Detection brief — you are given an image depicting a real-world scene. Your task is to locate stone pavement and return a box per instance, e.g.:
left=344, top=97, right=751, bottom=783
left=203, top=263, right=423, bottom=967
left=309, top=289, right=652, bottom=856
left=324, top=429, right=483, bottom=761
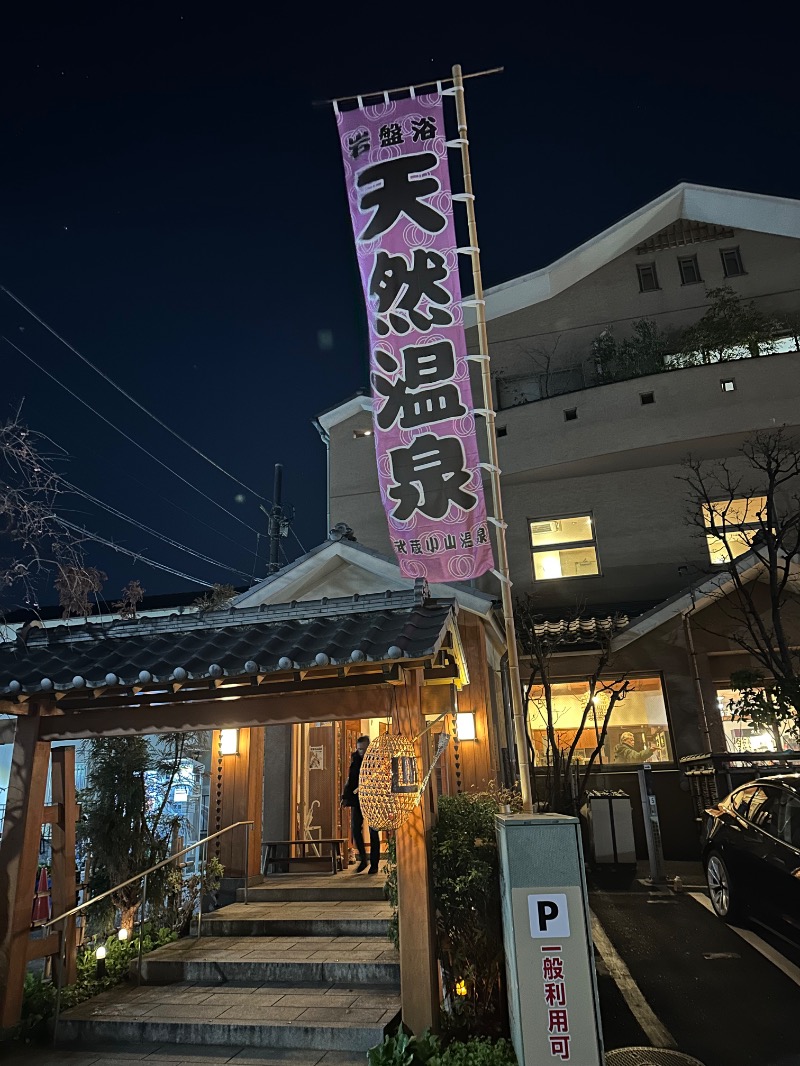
left=3, top=1044, right=368, bottom=1065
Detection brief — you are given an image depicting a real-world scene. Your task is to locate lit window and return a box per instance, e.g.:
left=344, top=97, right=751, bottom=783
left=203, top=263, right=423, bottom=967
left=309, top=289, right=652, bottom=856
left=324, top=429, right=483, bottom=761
left=716, top=687, right=796, bottom=754
left=702, top=495, right=766, bottom=564
left=530, top=515, right=599, bottom=580
left=678, top=255, right=702, bottom=285
left=720, top=247, right=745, bottom=277
left=636, top=263, right=659, bottom=293
left=353, top=428, right=373, bottom=439
left=528, top=676, right=673, bottom=765
left=720, top=379, right=736, bottom=392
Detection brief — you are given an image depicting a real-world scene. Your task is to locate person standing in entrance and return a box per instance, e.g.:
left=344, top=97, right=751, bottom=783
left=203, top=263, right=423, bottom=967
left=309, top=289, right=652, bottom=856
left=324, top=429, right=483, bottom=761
left=341, top=735, right=380, bottom=874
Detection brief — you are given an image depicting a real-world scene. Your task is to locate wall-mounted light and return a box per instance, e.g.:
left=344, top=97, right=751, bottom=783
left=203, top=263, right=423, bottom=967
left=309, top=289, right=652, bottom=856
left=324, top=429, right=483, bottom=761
left=117, top=927, right=129, bottom=942
left=220, top=728, right=240, bottom=755
left=456, top=712, right=476, bottom=741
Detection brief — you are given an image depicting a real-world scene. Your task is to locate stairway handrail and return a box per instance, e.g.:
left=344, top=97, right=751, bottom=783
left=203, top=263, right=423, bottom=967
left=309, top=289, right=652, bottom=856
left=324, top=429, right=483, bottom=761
left=44, top=820, right=254, bottom=929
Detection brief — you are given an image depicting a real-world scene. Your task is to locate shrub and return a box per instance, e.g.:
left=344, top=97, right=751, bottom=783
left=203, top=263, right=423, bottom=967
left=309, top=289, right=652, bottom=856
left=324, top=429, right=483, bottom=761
left=368, top=1031, right=517, bottom=1066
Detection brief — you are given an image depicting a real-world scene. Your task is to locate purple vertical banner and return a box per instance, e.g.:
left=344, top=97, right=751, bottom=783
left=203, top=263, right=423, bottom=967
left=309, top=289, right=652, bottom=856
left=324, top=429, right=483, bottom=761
left=337, top=93, right=494, bottom=583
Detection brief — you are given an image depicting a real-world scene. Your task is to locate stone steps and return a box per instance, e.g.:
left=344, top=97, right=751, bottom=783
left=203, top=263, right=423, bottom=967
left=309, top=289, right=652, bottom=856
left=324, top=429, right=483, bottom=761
left=57, top=981, right=399, bottom=1052
left=197, top=900, right=392, bottom=939
left=56, top=869, right=400, bottom=1055
left=239, top=878, right=387, bottom=904
left=137, top=935, right=400, bottom=987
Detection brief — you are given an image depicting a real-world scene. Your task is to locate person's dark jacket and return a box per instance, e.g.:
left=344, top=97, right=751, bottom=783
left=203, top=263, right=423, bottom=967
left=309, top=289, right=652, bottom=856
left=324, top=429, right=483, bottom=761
left=341, top=749, right=363, bottom=807
left=613, top=741, right=654, bottom=763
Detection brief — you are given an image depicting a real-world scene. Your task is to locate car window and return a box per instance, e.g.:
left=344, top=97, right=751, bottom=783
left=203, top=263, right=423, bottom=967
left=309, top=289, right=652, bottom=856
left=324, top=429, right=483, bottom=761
left=746, top=788, right=785, bottom=835
left=728, top=786, right=757, bottom=816
left=775, top=793, right=800, bottom=849
left=744, top=787, right=778, bottom=831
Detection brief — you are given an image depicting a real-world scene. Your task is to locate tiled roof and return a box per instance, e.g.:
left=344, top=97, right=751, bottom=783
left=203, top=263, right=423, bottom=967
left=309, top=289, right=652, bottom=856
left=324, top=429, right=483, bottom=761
left=0, top=584, right=454, bottom=698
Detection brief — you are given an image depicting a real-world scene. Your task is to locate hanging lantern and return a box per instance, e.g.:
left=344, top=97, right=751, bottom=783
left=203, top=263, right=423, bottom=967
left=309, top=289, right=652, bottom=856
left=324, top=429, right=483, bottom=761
left=359, top=733, right=419, bottom=830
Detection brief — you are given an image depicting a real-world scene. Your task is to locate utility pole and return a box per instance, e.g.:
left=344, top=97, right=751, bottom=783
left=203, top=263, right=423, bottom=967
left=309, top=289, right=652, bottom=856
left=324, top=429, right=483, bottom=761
left=260, top=464, right=291, bottom=575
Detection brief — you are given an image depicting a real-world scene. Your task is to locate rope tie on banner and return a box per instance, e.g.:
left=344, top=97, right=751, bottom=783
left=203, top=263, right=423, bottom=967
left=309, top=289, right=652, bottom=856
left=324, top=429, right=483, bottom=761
left=491, top=569, right=512, bottom=585
left=442, top=85, right=461, bottom=97
left=456, top=246, right=480, bottom=255
left=446, top=138, right=469, bottom=148
left=436, top=80, right=443, bottom=94
left=383, top=91, right=390, bottom=105
left=333, top=100, right=340, bottom=116
left=466, top=354, right=490, bottom=363
left=461, top=298, right=485, bottom=308
left=480, top=463, right=501, bottom=474
left=472, top=408, right=494, bottom=419
left=357, top=95, right=364, bottom=110
left=409, top=86, right=416, bottom=98
left=488, top=516, right=508, bottom=530
left=452, top=193, right=476, bottom=202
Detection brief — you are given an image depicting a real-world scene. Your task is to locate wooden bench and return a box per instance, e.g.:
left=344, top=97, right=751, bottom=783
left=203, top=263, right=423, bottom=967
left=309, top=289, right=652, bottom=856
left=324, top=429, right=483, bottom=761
left=262, top=838, right=348, bottom=876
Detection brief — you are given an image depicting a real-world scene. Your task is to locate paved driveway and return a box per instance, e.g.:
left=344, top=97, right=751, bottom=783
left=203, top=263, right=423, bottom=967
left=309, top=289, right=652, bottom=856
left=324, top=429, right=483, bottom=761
left=593, top=883, right=800, bottom=1066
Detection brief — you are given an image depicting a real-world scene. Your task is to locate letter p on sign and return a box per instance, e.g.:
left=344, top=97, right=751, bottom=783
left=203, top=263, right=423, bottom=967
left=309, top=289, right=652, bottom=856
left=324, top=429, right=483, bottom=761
left=527, top=893, right=570, bottom=938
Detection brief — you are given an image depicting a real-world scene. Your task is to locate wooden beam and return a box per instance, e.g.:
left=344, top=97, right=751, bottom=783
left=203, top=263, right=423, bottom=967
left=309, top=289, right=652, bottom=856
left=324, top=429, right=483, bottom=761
left=394, top=667, right=439, bottom=1034
left=26, top=933, right=60, bottom=962
left=42, top=804, right=62, bottom=823
left=35, top=686, right=398, bottom=740
left=51, top=746, right=78, bottom=985
left=0, top=714, right=52, bottom=1027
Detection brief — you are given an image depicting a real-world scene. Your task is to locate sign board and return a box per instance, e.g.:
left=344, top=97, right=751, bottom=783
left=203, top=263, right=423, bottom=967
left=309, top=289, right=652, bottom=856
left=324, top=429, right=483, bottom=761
left=511, top=886, right=602, bottom=1065
left=336, top=93, right=494, bottom=583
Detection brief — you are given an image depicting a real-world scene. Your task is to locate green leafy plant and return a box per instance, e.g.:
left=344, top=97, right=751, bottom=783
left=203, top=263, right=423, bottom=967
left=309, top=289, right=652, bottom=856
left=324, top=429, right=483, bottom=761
left=728, top=670, right=800, bottom=751
left=593, top=319, right=672, bottom=383
left=433, top=793, right=506, bottom=1034
left=368, top=1032, right=517, bottom=1066
left=7, top=926, right=177, bottom=1044
left=384, top=834, right=399, bottom=950
left=679, top=286, right=777, bottom=361
left=164, top=855, right=224, bottom=936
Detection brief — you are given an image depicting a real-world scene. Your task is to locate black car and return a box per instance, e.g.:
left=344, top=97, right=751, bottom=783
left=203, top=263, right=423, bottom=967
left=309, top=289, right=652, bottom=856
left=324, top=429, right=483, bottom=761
left=702, top=773, right=800, bottom=940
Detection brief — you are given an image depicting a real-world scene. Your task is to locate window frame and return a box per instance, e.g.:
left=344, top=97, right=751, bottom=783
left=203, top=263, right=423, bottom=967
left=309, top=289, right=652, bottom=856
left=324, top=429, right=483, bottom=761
left=677, top=254, right=703, bottom=286
left=720, top=246, right=745, bottom=278
left=636, top=262, right=660, bottom=293
left=702, top=494, right=767, bottom=565
left=528, top=512, right=602, bottom=582
left=526, top=671, right=676, bottom=767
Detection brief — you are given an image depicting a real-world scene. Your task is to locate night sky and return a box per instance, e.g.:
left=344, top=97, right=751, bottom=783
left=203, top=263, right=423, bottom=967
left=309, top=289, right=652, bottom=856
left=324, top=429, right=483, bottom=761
left=2, top=5, right=797, bottom=608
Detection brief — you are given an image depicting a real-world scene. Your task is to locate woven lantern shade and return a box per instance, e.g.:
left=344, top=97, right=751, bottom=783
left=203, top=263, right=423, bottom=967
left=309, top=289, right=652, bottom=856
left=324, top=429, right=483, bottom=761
left=359, top=733, right=420, bottom=831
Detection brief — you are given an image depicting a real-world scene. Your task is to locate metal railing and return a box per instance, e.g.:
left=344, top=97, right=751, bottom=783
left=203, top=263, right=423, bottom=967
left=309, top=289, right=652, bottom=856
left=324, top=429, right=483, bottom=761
left=44, top=819, right=253, bottom=1043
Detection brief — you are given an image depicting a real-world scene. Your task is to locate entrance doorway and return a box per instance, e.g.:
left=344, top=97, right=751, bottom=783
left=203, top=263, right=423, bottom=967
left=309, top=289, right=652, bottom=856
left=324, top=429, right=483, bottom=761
left=292, top=718, right=386, bottom=868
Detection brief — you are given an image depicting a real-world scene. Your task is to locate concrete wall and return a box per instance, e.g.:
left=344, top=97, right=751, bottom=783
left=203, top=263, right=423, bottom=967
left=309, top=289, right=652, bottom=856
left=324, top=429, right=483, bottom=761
left=475, top=228, right=800, bottom=381
left=328, top=353, right=800, bottom=607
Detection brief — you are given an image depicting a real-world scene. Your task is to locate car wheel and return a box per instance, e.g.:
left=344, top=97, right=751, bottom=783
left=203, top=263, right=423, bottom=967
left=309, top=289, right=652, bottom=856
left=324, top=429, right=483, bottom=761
left=705, top=851, right=742, bottom=923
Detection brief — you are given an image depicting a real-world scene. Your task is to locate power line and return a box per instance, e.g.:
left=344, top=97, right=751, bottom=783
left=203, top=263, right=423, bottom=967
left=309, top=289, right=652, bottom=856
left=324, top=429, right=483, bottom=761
left=103, top=462, right=258, bottom=558
left=1, top=285, right=270, bottom=504
left=62, top=479, right=252, bottom=581
left=56, top=518, right=214, bottom=587
left=289, top=525, right=308, bottom=556
left=3, top=336, right=262, bottom=536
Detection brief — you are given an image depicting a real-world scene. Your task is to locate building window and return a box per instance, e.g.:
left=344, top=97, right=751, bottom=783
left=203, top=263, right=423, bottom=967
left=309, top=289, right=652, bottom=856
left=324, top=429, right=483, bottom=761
left=530, top=514, right=600, bottom=580
left=702, top=495, right=766, bottom=564
left=352, top=428, right=373, bottom=439
left=640, top=391, right=655, bottom=405
left=678, top=255, right=702, bottom=285
left=528, top=676, right=673, bottom=765
left=636, top=263, right=659, bottom=293
left=563, top=407, right=578, bottom=422
left=720, top=247, right=745, bottom=277
left=716, top=687, right=797, bottom=753
left=720, top=378, right=736, bottom=392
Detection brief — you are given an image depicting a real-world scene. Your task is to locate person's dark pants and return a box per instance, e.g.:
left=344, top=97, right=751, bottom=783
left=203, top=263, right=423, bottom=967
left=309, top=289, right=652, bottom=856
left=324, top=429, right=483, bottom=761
left=351, top=803, right=380, bottom=870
